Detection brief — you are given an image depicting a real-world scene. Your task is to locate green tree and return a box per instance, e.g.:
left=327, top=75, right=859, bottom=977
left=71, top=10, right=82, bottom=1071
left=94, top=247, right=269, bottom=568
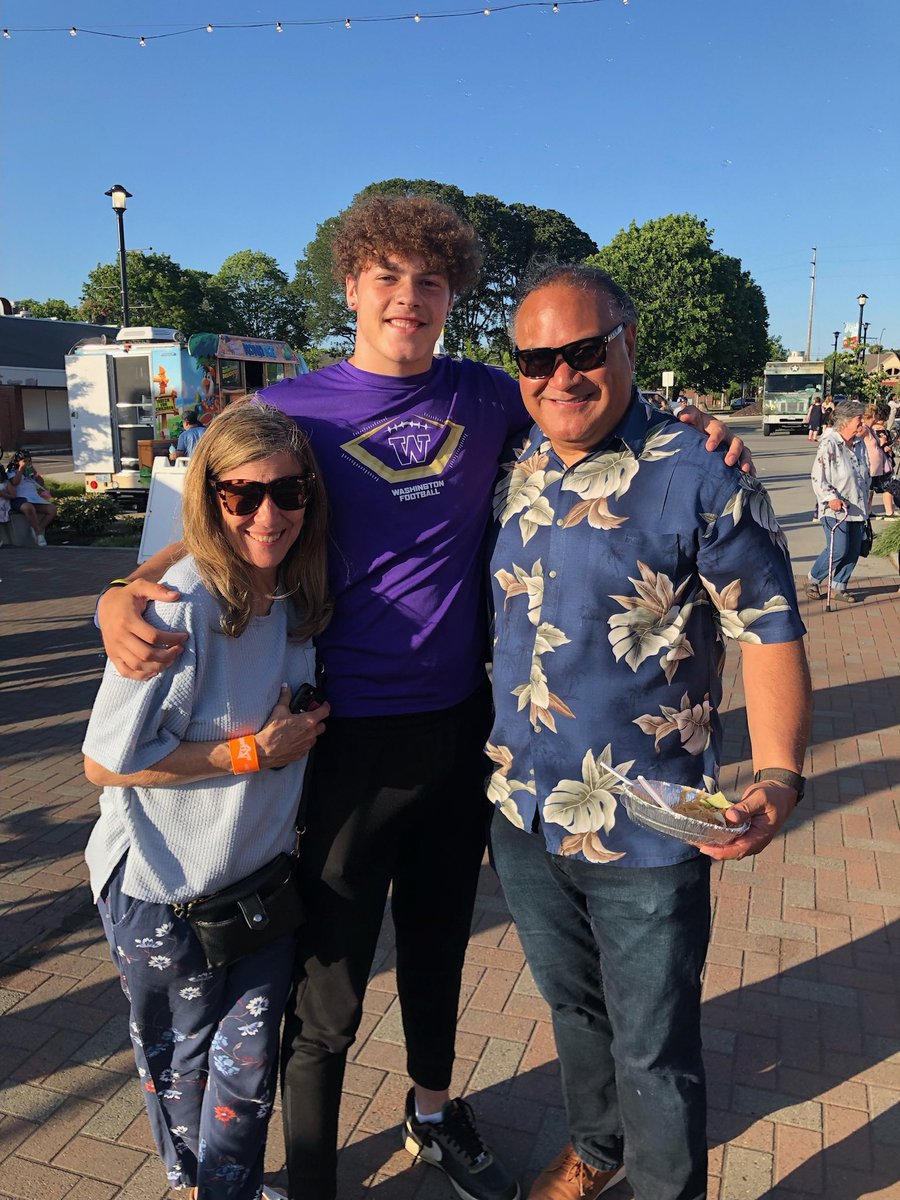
left=79, top=252, right=234, bottom=333
left=766, top=334, right=788, bottom=362
left=14, top=298, right=82, bottom=321
left=588, top=214, right=769, bottom=393
left=213, top=250, right=308, bottom=347
left=295, top=178, right=596, bottom=358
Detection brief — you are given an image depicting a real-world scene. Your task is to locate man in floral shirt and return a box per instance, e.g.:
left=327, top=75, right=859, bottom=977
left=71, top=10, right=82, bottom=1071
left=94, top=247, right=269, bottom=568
left=487, top=264, right=811, bottom=1200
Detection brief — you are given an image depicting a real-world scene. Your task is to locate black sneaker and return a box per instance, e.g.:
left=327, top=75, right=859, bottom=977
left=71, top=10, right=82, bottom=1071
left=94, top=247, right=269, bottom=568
left=402, top=1088, right=521, bottom=1200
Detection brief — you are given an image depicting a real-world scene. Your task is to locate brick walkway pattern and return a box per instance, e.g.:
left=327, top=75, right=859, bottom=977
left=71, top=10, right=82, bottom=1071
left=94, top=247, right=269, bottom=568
left=0, top=550, right=897, bottom=1200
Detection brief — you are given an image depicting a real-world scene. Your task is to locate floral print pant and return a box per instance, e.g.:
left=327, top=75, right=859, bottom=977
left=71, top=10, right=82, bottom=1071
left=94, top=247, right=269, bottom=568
left=98, top=858, right=293, bottom=1199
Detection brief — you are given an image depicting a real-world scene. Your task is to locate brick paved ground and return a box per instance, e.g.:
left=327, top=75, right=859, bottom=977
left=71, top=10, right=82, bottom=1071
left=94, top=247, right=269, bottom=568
left=1, top=548, right=897, bottom=1200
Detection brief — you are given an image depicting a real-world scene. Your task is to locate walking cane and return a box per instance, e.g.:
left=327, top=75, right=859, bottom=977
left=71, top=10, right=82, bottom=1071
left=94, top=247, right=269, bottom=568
left=824, top=508, right=848, bottom=612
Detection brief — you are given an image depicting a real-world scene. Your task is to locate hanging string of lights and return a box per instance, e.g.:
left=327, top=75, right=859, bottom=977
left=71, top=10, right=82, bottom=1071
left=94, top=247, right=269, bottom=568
left=2, top=0, right=630, bottom=44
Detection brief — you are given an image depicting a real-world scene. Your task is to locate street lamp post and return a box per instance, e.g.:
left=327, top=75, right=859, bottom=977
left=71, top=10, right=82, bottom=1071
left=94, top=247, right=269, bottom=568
left=830, top=330, right=840, bottom=397
left=104, top=184, right=133, bottom=327
left=856, top=293, right=868, bottom=361
left=862, top=321, right=870, bottom=361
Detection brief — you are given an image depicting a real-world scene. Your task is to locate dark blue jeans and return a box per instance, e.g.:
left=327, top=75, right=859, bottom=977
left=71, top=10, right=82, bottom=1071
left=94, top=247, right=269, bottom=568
left=490, top=812, right=710, bottom=1200
left=809, top=514, right=864, bottom=591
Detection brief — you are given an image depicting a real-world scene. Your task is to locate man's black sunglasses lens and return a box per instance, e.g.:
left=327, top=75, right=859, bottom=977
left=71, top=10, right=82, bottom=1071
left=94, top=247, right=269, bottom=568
left=213, top=474, right=314, bottom=516
left=514, top=324, right=625, bottom=379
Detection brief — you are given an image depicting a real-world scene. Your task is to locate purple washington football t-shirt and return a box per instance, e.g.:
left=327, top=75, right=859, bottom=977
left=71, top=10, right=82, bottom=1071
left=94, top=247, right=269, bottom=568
left=260, top=358, right=527, bottom=718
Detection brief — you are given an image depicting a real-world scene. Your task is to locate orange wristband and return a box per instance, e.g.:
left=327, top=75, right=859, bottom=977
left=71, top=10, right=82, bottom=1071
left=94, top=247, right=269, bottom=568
left=229, top=734, right=259, bottom=774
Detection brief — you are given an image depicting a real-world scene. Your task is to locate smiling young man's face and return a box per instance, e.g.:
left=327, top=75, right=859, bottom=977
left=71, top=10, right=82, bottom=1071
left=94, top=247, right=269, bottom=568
left=346, top=255, right=452, bottom=377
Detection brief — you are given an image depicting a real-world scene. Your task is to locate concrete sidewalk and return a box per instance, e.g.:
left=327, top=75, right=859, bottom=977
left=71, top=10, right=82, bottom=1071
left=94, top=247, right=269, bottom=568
left=0, top=548, right=897, bottom=1200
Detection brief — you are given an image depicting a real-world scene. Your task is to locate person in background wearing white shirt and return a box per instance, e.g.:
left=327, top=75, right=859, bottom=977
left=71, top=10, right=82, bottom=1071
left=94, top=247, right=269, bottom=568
left=807, top=401, right=871, bottom=604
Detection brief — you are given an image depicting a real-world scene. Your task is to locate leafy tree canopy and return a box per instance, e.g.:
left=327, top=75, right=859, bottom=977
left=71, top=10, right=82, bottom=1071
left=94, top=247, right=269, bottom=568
left=14, top=298, right=82, bottom=321
left=294, top=178, right=597, bottom=357
left=588, top=213, right=769, bottom=393
left=212, top=250, right=308, bottom=348
left=79, top=252, right=235, bottom=335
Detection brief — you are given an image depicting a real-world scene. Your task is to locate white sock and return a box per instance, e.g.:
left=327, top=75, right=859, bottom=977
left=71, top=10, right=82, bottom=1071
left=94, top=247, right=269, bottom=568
left=415, top=1105, right=445, bottom=1124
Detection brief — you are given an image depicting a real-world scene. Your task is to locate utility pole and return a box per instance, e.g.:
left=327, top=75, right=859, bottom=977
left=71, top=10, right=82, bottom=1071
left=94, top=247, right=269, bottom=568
left=805, top=247, right=816, bottom=361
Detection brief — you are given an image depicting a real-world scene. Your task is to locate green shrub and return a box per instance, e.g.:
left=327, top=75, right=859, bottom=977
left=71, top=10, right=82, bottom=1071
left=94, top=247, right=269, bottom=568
left=56, top=494, right=119, bottom=536
left=871, top=520, right=900, bottom=558
left=116, top=515, right=145, bottom=536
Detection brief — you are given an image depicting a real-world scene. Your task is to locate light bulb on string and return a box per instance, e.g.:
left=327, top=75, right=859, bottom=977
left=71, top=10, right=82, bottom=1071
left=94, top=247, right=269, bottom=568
left=276, top=21, right=283, bottom=32
left=69, top=26, right=77, bottom=36
left=2, top=28, right=10, bottom=38
left=414, top=12, right=421, bottom=21
left=484, top=7, right=491, bottom=14
left=345, top=17, right=351, bottom=28
left=207, top=23, right=214, bottom=33
left=552, top=2, right=559, bottom=10
left=139, top=35, right=146, bottom=46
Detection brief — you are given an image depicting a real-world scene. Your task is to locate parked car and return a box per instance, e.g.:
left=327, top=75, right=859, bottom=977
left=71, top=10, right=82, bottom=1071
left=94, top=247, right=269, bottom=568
left=730, top=396, right=755, bottom=409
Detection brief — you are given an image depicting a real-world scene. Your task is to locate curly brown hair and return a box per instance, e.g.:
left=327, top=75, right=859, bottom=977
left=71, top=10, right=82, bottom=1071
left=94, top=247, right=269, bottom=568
left=331, top=193, right=483, bottom=296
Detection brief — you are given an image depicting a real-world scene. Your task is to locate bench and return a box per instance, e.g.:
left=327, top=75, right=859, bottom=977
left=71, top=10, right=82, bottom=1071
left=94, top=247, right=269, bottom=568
left=0, top=515, right=39, bottom=548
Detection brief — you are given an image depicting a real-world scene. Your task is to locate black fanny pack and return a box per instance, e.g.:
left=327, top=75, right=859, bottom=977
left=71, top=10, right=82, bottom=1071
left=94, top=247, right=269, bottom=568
left=173, top=852, right=305, bottom=970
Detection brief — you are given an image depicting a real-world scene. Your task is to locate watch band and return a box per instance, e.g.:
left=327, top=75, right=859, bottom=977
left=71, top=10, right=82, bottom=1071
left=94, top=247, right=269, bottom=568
left=753, top=767, right=805, bottom=802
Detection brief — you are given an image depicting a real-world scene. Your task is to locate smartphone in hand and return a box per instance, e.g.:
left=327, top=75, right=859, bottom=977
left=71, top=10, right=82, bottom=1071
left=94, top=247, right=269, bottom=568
left=290, top=683, right=324, bottom=714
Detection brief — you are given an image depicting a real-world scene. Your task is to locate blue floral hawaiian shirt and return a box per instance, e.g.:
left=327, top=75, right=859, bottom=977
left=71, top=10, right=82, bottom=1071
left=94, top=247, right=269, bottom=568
left=486, top=393, right=806, bottom=868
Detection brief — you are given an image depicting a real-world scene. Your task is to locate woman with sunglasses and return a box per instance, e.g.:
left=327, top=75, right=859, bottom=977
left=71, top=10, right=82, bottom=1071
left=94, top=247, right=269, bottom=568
left=82, top=402, right=331, bottom=1200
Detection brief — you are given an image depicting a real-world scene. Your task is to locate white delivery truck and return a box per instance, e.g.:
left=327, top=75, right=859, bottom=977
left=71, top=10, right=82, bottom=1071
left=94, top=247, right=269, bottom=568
left=65, top=327, right=308, bottom=506
left=761, top=359, right=826, bottom=436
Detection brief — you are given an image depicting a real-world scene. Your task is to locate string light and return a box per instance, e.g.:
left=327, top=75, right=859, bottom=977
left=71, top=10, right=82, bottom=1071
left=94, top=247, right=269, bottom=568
left=0, top=2, right=615, bottom=47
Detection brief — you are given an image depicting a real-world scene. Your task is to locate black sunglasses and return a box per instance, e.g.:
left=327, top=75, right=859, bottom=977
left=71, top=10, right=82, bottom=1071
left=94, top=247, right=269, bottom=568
left=514, top=323, right=625, bottom=379
left=212, top=474, right=315, bottom=516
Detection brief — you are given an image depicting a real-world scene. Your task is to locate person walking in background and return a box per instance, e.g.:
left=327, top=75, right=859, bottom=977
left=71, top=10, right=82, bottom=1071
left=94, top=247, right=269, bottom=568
left=807, top=400, right=871, bottom=604
left=169, top=408, right=207, bottom=461
left=806, top=394, right=823, bottom=441
left=821, top=395, right=835, bottom=428
left=864, top=402, right=896, bottom=519
left=82, top=404, right=331, bottom=1200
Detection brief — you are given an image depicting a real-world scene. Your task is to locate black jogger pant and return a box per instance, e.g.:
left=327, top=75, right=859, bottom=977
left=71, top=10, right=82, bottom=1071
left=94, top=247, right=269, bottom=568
left=281, top=687, right=492, bottom=1200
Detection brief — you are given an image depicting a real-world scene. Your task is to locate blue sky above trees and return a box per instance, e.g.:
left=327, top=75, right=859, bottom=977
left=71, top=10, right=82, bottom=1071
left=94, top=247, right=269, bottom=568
left=1, top=0, right=897, bottom=356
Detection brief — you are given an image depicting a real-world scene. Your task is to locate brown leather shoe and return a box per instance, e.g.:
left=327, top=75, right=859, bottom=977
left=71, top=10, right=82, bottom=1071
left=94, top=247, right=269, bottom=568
left=528, top=1144, right=625, bottom=1199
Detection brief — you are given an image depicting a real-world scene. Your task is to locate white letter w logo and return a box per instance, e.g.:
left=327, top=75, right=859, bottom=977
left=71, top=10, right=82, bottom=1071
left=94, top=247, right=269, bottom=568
left=388, top=433, right=431, bottom=465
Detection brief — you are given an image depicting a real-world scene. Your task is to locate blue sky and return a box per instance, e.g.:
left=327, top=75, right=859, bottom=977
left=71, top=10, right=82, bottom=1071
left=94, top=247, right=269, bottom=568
left=2, top=0, right=897, bottom=358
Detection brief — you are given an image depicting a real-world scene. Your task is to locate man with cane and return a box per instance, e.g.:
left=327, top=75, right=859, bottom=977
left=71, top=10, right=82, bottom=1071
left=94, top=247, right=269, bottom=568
left=807, top=400, right=870, bottom=606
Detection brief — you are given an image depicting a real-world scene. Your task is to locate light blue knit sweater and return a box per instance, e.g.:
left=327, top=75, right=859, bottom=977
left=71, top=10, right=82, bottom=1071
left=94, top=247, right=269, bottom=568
left=83, top=557, right=316, bottom=904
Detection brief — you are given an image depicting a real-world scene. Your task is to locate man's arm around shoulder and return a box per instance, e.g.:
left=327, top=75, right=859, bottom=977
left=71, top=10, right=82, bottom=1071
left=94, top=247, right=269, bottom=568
left=97, top=542, right=188, bottom=680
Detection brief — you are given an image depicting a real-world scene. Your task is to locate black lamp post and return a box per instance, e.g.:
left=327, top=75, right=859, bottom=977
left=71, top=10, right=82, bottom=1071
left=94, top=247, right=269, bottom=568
left=831, top=330, right=840, bottom=397
left=856, top=293, right=868, bottom=361
left=862, top=321, right=870, bottom=362
left=105, top=184, right=133, bottom=327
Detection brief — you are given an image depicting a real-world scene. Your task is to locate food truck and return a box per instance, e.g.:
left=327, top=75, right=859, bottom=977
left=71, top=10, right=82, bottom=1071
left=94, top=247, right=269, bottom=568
left=65, top=327, right=308, bottom=504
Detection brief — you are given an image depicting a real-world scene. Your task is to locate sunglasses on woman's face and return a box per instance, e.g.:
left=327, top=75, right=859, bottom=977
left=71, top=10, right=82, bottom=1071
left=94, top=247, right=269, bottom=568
left=514, top=323, right=626, bottom=379
left=212, top=474, right=315, bottom=516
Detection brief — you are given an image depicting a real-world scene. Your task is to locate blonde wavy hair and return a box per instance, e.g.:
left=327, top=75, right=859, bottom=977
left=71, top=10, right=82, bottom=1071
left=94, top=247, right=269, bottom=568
left=181, top=402, right=332, bottom=642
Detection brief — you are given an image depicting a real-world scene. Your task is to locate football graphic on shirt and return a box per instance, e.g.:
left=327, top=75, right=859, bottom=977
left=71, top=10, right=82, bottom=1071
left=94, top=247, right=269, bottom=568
left=341, top=414, right=464, bottom=482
